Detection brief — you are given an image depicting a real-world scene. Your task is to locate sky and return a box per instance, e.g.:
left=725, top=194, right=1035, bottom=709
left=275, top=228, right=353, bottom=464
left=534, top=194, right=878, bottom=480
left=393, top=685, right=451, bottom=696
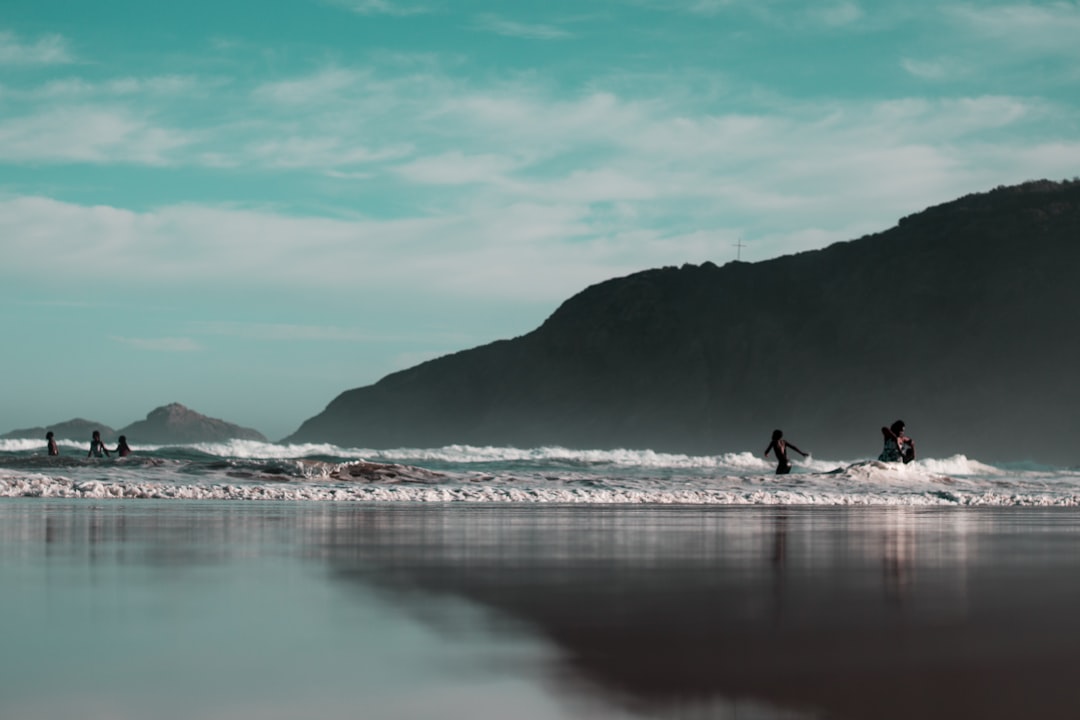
left=2, top=0, right=1079, bottom=441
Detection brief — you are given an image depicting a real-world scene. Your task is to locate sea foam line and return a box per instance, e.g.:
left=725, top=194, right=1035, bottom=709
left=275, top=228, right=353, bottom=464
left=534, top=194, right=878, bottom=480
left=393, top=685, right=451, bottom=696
left=2, top=474, right=1078, bottom=507
left=2, top=435, right=1018, bottom=477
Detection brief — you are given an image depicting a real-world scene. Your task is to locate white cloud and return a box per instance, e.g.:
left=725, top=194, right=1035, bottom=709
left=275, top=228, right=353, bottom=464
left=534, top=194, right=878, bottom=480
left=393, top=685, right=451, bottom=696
left=28, top=75, right=205, bottom=100
left=0, top=60, right=1076, bottom=301
left=247, top=136, right=410, bottom=169
left=815, top=2, right=863, bottom=26
left=0, top=30, right=74, bottom=65
left=110, top=336, right=203, bottom=352
left=438, top=90, right=645, bottom=149
left=394, top=151, right=521, bottom=185
left=528, top=168, right=659, bottom=204
left=683, top=0, right=737, bottom=16
left=328, top=0, right=430, bottom=16
left=0, top=106, right=191, bottom=165
left=252, top=67, right=367, bottom=105
left=901, top=57, right=953, bottom=80
left=0, top=195, right=617, bottom=302
left=949, top=3, right=1080, bottom=56
left=473, top=14, right=573, bottom=40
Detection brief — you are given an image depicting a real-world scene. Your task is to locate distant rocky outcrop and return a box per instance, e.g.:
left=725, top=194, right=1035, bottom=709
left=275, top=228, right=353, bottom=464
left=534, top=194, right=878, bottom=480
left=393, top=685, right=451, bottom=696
left=119, top=403, right=267, bottom=444
left=1, top=419, right=117, bottom=442
left=285, top=179, right=1080, bottom=464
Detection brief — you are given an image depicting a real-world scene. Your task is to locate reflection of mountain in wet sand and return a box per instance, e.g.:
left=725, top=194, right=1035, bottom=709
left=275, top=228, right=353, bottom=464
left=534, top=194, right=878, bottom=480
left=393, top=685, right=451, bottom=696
left=322, top=507, right=1080, bottom=720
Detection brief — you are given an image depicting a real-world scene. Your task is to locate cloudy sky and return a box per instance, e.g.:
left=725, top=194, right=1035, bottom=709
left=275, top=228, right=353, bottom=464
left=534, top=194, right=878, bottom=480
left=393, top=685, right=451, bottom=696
left=2, top=0, right=1078, bottom=440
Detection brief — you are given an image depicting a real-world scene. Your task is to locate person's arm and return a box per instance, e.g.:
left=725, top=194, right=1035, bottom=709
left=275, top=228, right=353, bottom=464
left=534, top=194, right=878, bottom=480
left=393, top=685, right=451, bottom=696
left=764, top=441, right=774, bottom=458
left=787, top=443, right=808, bottom=457
left=881, top=426, right=896, bottom=440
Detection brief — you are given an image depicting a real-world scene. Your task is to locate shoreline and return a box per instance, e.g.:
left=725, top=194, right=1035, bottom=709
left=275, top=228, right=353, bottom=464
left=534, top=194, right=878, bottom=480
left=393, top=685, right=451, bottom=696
left=4, top=476, right=1080, bottom=505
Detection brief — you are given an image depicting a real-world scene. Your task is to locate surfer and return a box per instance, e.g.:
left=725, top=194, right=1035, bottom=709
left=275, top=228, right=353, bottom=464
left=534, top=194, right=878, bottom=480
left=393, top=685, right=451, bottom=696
left=46, top=431, right=59, bottom=456
left=879, top=420, right=915, bottom=463
left=764, top=429, right=808, bottom=475
left=87, top=430, right=111, bottom=459
left=115, top=435, right=132, bottom=457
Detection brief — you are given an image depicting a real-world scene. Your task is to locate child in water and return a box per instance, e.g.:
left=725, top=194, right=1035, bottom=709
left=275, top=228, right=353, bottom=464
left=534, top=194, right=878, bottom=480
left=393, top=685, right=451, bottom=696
left=87, top=430, right=111, bottom=458
left=115, top=435, right=132, bottom=457
left=764, top=429, right=809, bottom=475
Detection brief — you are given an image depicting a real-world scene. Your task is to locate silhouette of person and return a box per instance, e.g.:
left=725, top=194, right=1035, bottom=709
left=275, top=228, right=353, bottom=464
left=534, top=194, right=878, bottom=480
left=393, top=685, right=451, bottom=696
left=879, top=420, right=915, bottom=463
left=115, top=435, right=132, bottom=457
left=87, top=430, right=111, bottom=458
left=764, top=429, right=808, bottom=475
left=46, top=431, right=59, bottom=456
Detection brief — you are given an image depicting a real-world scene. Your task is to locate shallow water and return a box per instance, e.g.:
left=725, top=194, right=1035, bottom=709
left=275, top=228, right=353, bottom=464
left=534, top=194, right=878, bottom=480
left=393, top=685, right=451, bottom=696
left=3, top=439, right=1079, bottom=505
left=4, top=501, right=1080, bottom=719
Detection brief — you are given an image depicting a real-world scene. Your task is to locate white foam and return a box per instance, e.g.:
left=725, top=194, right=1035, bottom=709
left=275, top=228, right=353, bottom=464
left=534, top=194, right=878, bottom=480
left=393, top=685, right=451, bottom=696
left=0, top=439, right=55, bottom=452
left=4, top=440, right=1080, bottom=506
left=3, top=474, right=1080, bottom=506
left=3, top=461, right=1080, bottom=506
left=180, top=439, right=369, bottom=459
left=368, top=445, right=779, bottom=471
left=908, top=454, right=1003, bottom=476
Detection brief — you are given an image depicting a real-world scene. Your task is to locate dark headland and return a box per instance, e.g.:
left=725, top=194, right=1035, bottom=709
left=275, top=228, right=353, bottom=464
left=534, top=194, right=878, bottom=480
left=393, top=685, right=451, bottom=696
left=285, top=179, right=1080, bottom=464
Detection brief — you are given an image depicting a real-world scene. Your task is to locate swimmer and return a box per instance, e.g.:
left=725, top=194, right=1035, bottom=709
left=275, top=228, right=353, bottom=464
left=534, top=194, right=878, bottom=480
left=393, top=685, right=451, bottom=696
left=115, top=435, right=132, bottom=457
left=764, top=429, right=809, bottom=475
left=87, top=430, right=111, bottom=459
left=879, top=420, right=915, bottom=463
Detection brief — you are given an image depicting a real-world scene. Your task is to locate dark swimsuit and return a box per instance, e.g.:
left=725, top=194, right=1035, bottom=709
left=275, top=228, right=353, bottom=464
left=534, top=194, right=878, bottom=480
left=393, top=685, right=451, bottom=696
left=770, top=440, right=793, bottom=475
left=879, top=437, right=902, bottom=462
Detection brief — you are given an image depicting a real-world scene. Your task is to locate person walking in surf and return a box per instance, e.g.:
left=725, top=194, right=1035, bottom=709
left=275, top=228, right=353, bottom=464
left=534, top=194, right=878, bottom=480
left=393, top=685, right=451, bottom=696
left=764, top=429, right=809, bottom=475
left=879, top=420, right=915, bottom=463
left=46, top=431, right=59, bottom=456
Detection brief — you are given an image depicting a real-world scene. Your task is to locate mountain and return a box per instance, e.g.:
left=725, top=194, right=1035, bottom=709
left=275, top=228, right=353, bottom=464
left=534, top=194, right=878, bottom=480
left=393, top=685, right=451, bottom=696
left=119, top=403, right=267, bottom=444
left=1, top=419, right=117, bottom=442
left=284, top=179, right=1080, bottom=464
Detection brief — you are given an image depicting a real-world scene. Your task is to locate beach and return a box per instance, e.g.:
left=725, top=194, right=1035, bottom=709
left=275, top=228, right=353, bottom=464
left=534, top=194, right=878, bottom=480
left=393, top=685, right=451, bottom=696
left=3, top=499, right=1080, bottom=719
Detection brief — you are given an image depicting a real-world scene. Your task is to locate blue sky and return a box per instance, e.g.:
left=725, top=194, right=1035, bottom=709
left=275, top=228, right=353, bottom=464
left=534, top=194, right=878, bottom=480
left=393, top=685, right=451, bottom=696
left=2, top=0, right=1078, bottom=441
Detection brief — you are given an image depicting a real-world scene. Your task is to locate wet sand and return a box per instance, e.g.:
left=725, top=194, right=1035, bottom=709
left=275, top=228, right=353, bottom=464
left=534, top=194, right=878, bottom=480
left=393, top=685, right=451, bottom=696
left=3, top=501, right=1080, bottom=719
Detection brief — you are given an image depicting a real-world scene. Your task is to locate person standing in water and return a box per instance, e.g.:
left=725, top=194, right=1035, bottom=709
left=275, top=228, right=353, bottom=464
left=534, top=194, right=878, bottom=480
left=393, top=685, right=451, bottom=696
left=879, top=420, right=915, bottom=463
left=46, top=431, right=59, bottom=456
left=114, top=435, right=132, bottom=457
left=764, top=429, right=809, bottom=475
left=87, top=430, right=111, bottom=458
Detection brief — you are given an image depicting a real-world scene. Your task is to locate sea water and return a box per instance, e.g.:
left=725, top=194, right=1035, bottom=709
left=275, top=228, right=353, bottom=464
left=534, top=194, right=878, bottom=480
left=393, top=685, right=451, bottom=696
left=5, top=500, right=1080, bottom=719
left=6, top=439, right=1080, bottom=718
left=1, top=438, right=1077, bottom=505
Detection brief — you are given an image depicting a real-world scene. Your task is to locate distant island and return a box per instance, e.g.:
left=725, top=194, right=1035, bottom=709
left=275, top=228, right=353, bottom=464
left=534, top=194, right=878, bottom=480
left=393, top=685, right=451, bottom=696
left=119, top=403, right=267, bottom=444
left=2, top=419, right=119, bottom=444
left=285, top=179, right=1080, bottom=465
left=2, top=403, right=267, bottom=445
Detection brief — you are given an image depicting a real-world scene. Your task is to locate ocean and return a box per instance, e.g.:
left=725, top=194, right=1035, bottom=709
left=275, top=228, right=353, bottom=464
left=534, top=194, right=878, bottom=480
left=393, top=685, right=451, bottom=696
left=1, top=437, right=1077, bottom=505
